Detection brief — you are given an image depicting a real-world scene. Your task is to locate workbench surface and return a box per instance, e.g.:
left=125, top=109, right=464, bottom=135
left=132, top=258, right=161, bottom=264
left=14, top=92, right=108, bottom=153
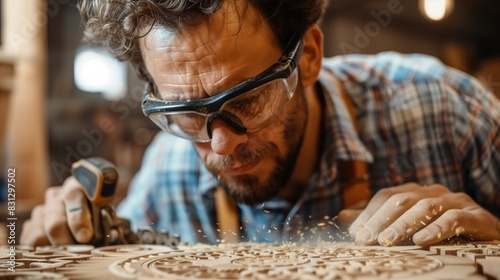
left=1, top=241, right=499, bottom=279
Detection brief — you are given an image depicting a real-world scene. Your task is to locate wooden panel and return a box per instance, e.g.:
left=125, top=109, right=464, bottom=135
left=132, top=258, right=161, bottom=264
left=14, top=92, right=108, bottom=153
left=0, top=58, right=15, bottom=157
left=3, top=0, right=48, bottom=204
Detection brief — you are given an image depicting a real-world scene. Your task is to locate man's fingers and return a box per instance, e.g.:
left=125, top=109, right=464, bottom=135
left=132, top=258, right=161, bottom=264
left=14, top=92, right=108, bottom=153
left=43, top=187, right=75, bottom=245
left=42, top=176, right=95, bottom=245
left=350, top=184, right=454, bottom=245
left=350, top=183, right=425, bottom=244
left=372, top=190, right=500, bottom=247
left=20, top=205, right=49, bottom=246
left=413, top=208, right=500, bottom=246
left=20, top=176, right=97, bottom=246
left=412, top=210, right=461, bottom=245
left=376, top=197, right=445, bottom=246
left=349, top=183, right=421, bottom=237
left=63, top=177, right=94, bottom=243
left=355, top=192, right=424, bottom=245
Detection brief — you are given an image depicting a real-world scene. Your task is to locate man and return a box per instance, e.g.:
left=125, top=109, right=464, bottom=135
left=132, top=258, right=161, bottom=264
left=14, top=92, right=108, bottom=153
left=21, top=0, right=500, bottom=247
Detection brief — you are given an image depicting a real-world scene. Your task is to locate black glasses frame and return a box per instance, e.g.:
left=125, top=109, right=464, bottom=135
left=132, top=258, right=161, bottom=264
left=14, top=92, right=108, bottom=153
left=142, top=32, right=304, bottom=118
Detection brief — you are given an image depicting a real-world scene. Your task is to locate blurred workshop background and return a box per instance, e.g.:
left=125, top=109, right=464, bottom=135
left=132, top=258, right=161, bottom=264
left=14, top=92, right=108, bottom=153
left=0, top=0, right=499, bottom=220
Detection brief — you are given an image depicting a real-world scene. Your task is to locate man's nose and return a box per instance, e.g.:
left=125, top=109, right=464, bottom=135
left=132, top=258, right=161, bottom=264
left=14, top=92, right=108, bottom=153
left=209, top=119, right=248, bottom=155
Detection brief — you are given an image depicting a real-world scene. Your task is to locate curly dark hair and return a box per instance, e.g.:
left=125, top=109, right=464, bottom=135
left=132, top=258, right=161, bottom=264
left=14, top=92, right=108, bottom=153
left=78, top=0, right=329, bottom=82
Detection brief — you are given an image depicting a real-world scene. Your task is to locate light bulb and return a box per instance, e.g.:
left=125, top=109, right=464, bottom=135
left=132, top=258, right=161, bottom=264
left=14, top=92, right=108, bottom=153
left=419, top=0, right=454, bottom=21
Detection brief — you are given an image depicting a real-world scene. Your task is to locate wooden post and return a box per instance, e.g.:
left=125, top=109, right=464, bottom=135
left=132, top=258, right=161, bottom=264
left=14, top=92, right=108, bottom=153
left=2, top=0, right=48, bottom=206
left=0, top=57, right=15, bottom=154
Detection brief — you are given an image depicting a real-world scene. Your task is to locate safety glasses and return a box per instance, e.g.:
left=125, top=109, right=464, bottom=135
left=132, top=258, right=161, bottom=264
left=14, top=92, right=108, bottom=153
left=142, top=32, right=303, bottom=142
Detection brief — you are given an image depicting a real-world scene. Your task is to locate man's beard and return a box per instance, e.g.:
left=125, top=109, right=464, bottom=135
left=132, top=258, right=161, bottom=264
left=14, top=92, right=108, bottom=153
left=219, top=141, right=300, bottom=205
left=204, top=81, right=309, bottom=205
left=206, top=114, right=306, bottom=205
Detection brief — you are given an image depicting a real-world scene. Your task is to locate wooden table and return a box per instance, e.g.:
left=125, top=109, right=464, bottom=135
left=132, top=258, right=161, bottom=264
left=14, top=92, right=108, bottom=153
left=0, top=241, right=498, bottom=279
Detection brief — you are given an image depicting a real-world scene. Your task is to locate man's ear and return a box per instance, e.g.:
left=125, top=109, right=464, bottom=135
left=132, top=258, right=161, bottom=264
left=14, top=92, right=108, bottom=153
left=298, top=24, right=324, bottom=88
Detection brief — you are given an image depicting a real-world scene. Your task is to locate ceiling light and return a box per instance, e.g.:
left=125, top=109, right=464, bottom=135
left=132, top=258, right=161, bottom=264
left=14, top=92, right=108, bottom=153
left=74, top=45, right=127, bottom=100
left=419, top=0, right=454, bottom=21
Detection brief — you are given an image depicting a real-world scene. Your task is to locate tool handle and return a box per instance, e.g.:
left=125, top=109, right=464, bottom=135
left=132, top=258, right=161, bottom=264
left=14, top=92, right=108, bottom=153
left=71, top=157, right=119, bottom=245
left=70, top=157, right=179, bottom=247
left=72, top=157, right=118, bottom=206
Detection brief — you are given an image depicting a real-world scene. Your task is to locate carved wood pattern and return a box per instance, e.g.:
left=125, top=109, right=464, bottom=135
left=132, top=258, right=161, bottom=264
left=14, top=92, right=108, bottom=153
left=0, top=242, right=499, bottom=279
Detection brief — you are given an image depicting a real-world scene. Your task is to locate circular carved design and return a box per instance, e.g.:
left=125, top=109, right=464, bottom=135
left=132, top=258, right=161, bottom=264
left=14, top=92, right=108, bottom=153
left=109, top=243, right=445, bottom=279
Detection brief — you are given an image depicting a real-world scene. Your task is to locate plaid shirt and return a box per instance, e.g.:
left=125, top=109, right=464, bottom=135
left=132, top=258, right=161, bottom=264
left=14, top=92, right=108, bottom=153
left=117, top=52, right=500, bottom=244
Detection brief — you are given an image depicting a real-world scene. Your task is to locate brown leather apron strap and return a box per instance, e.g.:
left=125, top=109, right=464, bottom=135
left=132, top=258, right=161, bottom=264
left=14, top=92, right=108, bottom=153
left=332, top=76, right=371, bottom=209
left=338, top=160, right=371, bottom=209
left=214, top=186, right=239, bottom=242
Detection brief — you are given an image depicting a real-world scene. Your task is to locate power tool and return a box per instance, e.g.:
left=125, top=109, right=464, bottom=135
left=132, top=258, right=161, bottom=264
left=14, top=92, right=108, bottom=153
left=71, top=157, right=180, bottom=247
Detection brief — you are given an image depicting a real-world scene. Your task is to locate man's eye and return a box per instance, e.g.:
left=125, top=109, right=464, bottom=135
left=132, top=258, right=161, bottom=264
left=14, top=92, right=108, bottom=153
left=226, top=87, right=271, bottom=114
left=170, top=114, right=205, bottom=129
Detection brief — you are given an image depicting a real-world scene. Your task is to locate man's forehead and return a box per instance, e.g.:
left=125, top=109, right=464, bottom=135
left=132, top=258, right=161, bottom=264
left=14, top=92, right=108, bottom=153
left=137, top=0, right=278, bottom=73
left=139, top=23, right=279, bottom=98
left=140, top=0, right=269, bottom=48
left=137, top=1, right=281, bottom=98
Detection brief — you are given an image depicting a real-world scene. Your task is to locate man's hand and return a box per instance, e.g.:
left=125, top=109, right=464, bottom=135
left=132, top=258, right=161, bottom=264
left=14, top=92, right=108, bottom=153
left=339, top=183, right=500, bottom=246
left=20, top=177, right=94, bottom=246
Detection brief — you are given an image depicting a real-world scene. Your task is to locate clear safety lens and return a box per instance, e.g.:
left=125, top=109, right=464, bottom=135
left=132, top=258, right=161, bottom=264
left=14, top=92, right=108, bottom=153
left=149, top=67, right=298, bottom=142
